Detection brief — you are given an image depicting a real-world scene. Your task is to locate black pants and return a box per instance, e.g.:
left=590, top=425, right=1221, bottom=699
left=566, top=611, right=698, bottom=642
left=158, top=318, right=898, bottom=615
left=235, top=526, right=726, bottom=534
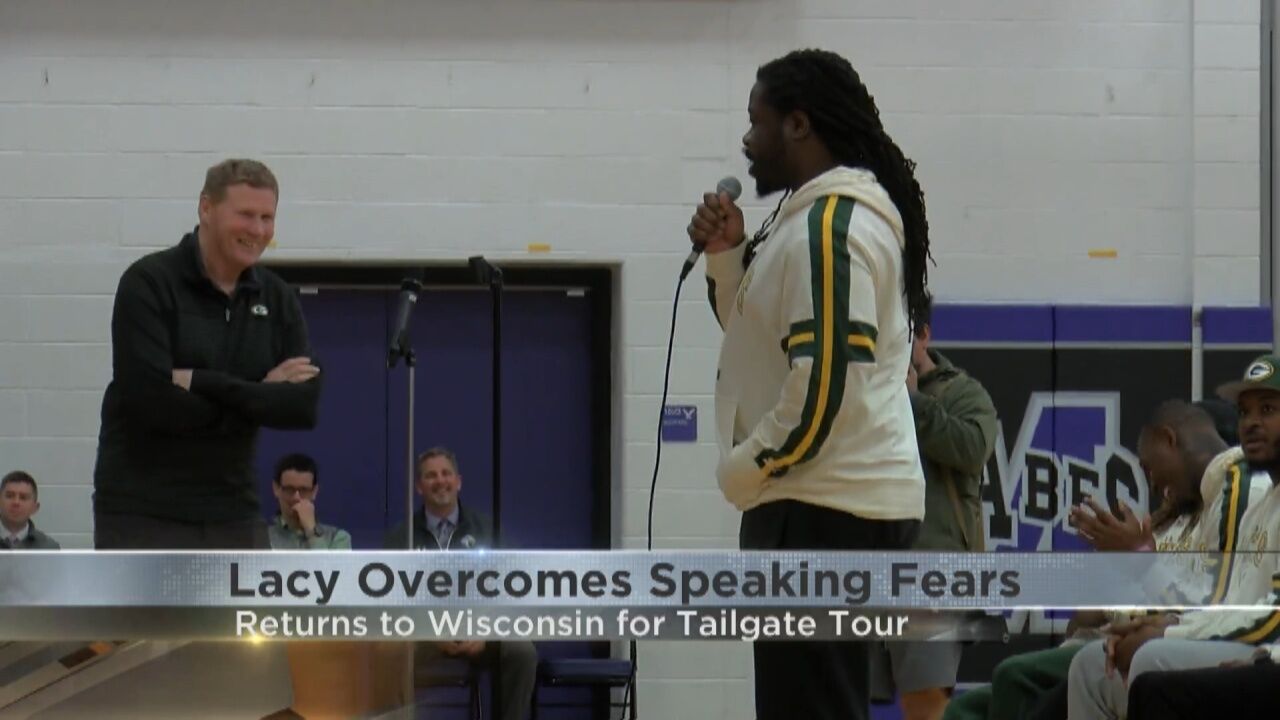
left=740, top=499, right=920, bottom=720
left=1126, top=661, right=1280, bottom=720
left=94, top=511, right=269, bottom=550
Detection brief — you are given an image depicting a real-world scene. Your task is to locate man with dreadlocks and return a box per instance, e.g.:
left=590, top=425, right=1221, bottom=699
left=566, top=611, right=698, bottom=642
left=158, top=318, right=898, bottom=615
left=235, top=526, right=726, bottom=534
left=687, top=48, right=932, bottom=720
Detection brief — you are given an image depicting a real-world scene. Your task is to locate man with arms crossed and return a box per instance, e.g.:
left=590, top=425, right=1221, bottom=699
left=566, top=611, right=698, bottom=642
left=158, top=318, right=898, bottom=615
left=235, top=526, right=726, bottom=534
left=94, top=159, right=321, bottom=549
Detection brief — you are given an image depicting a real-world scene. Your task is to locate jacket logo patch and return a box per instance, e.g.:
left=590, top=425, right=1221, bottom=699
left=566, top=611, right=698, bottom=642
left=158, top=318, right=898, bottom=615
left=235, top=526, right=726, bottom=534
left=251, top=304, right=270, bottom=317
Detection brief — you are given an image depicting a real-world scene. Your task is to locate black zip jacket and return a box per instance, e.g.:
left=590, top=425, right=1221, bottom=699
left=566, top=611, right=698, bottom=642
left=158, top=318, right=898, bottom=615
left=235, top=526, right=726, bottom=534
left=382, top=502, right=494, bottom=551
left=93, top=229, right=320, bottom=522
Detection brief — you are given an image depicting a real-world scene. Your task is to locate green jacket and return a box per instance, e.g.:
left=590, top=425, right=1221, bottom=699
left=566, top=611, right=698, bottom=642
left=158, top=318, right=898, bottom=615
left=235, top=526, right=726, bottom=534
left=909, top=351, right=998, bottom=551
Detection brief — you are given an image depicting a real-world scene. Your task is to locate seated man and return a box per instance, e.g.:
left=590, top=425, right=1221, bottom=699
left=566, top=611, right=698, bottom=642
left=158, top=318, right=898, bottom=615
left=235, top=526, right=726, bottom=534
left=384, top=447, right=537, bottom=720
left=1, top=471, right=60, bottom=549
left=264, top=455, right=396, bottom=720
left=943, top=399, right=1242, bottom=720
left=1194, top=398, right=1240, bottom=446
left=267, top=453, right=351, bottom=550
left=1067, top=356, right=1280, bottom=720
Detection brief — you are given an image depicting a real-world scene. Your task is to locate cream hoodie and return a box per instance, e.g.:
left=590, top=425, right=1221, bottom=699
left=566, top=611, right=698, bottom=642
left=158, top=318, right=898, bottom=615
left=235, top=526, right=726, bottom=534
left=705, top=167, right=925, bottom=519
left=1164, top=459, right=1280, bottom=644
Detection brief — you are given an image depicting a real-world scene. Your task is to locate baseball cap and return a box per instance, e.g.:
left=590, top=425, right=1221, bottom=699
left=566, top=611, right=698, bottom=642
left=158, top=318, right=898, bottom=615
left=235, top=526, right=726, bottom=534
left=1216, top=354, right=1280, bottom=403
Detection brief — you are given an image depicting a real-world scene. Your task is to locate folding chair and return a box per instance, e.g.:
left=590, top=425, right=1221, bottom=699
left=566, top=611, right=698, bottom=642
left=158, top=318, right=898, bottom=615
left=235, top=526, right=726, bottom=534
left=531, top=657, right=636, bottom=719
left=415, top=657, right=481, bottom=720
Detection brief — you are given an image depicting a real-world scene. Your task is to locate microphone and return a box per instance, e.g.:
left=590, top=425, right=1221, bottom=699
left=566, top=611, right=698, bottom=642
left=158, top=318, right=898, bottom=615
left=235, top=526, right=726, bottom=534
left=681, top=176, right=742, bottom=280
left=388, top=276, right=423, bottom=367
left=467, top=255, right=502, bottom=286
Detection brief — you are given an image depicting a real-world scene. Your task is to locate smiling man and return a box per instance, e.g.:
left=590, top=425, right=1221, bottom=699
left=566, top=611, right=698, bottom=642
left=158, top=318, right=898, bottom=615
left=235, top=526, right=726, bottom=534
left=383, top=448, right=539, bottom=720
left=93, top=159, right=321, bottom=550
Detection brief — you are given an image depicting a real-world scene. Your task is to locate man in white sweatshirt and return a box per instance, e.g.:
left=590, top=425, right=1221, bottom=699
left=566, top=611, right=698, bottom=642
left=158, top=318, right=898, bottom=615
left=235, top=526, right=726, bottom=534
left=1066, top=354, right=1280, bottom=720
left=687, top=48, right=932, bottom=720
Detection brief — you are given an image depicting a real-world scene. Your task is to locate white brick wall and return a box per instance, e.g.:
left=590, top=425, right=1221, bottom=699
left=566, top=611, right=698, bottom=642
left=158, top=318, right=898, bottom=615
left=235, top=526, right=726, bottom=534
left=1192, top=0, right=1262, bottom=307
left=0, top=0, right=1263, bottom=716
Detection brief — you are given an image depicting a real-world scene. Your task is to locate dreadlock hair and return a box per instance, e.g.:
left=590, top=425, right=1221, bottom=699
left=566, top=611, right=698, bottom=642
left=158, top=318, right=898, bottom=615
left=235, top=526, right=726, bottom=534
left=913, top=291, right=934, bottom=338
left=756, top=49, right=933, bottom=331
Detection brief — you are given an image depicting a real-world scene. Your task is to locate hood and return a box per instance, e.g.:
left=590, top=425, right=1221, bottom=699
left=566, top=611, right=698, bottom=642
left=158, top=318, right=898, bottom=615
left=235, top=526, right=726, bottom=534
left=1199, top=446, right=1247, bottom=505
left=919, top=350, right=960, bottom=387
left=778, top=166, right=905, bottom=250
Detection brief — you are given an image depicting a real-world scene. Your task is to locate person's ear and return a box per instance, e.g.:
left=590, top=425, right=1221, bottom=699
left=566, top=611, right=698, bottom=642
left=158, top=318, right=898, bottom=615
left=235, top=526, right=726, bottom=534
left=198, top=194, right=214, bottom=225
left=784, top=110, right=812, bottom=142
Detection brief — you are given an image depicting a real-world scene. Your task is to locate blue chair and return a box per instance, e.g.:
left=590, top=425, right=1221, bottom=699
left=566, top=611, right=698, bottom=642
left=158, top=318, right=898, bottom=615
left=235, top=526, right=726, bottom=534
left=532, top=658, right=636, bottom=719
left=415, top=657, right=481, bottom=720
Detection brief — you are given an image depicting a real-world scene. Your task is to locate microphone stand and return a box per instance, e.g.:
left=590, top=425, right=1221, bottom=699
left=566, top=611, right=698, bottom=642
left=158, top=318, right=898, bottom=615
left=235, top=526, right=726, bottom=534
left=385, top=276, right=424, bottom=718
left=468, top=256, right=505, bottom=546
left=468, top=255, right=504, bottom=720
left=388, top=277, right=424, bottom=551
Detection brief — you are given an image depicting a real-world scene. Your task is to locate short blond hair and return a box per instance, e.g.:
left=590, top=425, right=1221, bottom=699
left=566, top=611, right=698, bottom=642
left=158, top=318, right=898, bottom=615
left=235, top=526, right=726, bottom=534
left=201, top=158, right=278, bottom=203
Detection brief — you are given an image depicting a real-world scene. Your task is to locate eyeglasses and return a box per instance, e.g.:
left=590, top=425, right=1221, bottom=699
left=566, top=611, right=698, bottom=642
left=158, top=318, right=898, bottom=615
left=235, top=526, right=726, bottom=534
left=278, top=486, right=315, bottom=497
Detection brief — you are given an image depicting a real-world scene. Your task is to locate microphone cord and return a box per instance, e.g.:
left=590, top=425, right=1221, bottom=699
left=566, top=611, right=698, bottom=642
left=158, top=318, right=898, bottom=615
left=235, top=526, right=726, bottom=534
left=648, top=273, right=685, bottom=551
left=621, top=195, right=784, bottom=718
left=619, top=268, right=688, bottom=719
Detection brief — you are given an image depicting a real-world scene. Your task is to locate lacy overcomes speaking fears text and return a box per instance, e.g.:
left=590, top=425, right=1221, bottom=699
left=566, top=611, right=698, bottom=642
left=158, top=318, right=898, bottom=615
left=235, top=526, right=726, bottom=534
left=229, top=560, right=1022, bottom=606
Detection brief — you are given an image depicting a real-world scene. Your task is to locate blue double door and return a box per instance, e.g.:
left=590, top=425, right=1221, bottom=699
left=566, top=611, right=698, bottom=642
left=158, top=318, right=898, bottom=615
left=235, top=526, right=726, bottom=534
left=253, top=284, right=605, bottom=718
left=253, top=286, right=599, bottom=551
